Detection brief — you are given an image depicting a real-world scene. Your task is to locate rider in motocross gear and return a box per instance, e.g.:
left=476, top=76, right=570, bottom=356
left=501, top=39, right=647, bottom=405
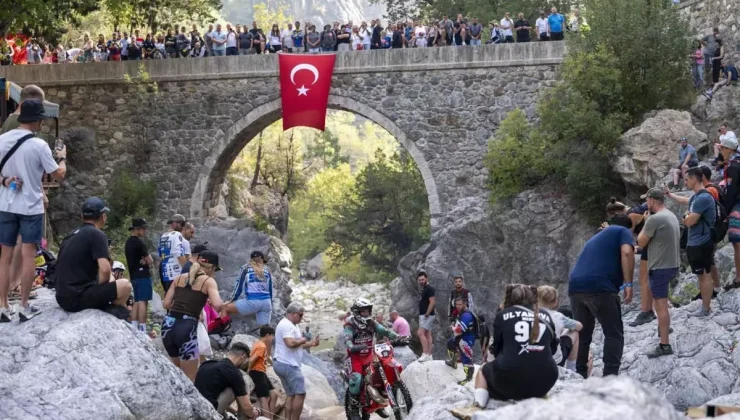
left=446, top=296, right=477, bottom=385
left=345, top=298, right=400, bottom=420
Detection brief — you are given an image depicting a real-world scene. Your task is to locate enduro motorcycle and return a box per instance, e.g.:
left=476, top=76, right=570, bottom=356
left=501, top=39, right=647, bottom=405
left=341, top=342, right=414, bottom=420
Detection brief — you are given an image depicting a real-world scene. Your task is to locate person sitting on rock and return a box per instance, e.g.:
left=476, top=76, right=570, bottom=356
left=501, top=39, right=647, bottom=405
left=345, top=297, right=402, bottom=420
left=194, top=342, right=261, bottom=419
left=222, top=250, right=273, bottom=333
left=669, top=138, right=699, bottom=190
left=704, top=61, right=738, bottom=100
left=537, top=285, right=582, bottom=371
left=474, top=284, right=558, bottom=408
left=55, top=198, right=132, bottom=320
left=448, top=275, right=474, bottom=320
left=111, top=261, right=134, bottom=314
left=163, top=251, right=226, bottom=381
left=445, top=296, right=477, bottom=385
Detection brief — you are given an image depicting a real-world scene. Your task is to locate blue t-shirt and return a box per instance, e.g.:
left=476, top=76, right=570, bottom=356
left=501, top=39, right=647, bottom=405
left=548, top=14, right=565, bottom=33
left=210, top=31, right=227, bottom=51
left=687, top=191, right=716, bottom=246
left=724, top=65, right=738, bottom=81
left=568, top=226, right=635, bottom=294
left=679, top=144, right=698, bottom=166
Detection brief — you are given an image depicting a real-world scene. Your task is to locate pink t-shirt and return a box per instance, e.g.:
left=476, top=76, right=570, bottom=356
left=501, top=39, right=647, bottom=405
left=695, top=49, right=704, bottom=65
left=392, top=316, right=411, bottom=336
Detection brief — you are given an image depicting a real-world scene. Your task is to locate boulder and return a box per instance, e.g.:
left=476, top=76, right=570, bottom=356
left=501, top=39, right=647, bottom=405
left=691, top=85, right=740, bottom=137
left=0, top=288, right=218, bottom=420
left=400, top=360, right=477, bottom=404
left=306, top=253, right=326, bottom=279
left=392, top=188, right=594, bottom=358
left=394, top=346, right=419, bottom=369
left=302, top=349, right=346, bottom=404
left=612, top=109, right=709, bottom=189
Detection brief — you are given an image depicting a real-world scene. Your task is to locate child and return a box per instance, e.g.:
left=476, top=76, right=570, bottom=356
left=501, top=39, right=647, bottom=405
left=537, top=285, right=582, bottom=372
left=249, top=325, right=278, bottom=419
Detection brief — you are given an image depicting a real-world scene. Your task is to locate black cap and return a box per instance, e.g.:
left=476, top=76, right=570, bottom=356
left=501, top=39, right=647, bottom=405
left=128, top=218, right=148, bottom=230
left=192, top=243, right=209, bottom=255
left=199, top=250, right=222, bottom=271
left=82, top=197, right=110, bottom=219
left=250, top=250, right=267, bottom=262
left=17, top=99, right=48, bottom=124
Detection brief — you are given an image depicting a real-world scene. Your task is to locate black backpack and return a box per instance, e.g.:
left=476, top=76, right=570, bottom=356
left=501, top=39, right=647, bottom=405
left=696, top=189, right=729, bottom=243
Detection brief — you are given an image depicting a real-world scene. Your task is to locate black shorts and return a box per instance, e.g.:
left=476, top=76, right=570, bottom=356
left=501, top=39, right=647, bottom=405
left=249, top=370, right=274, bottom=398
left=56, top=282, right=118, bottom=312
left=687, top=241, right=716, bottom=275
left=482, top=360, right=558, bottom=401
left=161, top=314, right=199, bottom=361
left=558, top=335, right=573, bottom=367
left=550, top=32, right=564, bottom=41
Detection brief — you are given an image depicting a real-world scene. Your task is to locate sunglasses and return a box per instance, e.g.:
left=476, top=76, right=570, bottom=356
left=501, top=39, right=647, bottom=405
left=297, top=312, right=305, bottom=318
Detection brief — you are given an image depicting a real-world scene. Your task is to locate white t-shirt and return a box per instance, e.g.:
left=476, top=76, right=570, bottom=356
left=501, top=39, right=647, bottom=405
left=351, top=34, right=363, bottom=50
left=535, top=17, right=549, bottom=35
left=281, top=30, right=294, bottom=48
left=275, top=317, right=303, bottom=367
left=226, top=31, right=238, bottom=48
left=270, top=34, right=282, bottom=46
left=500, top=18, right=513, bottom=36
left=721, top=131, right=738, bottom=147
left=0, top=129, right=59, bottom=215
left=360, top=28, right=372, bottom=44
left=158, top=231, right=184, bottom=283
left=544, top=308, right=579, bottom=364
left=182, top=239, right=191, bottom=256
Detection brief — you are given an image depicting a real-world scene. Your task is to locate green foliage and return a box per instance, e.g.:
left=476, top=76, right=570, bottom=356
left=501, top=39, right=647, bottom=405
left=325, top=253, right=393, bottom=285
left=103, top=0, right=220, bottom=34
left=124, top=63, right=159, bottom=97
left=1, top=0, right=99, bottom=42
left=328, top=150, right=430, bottom=274
left=106, top=171, right=157, bottom=230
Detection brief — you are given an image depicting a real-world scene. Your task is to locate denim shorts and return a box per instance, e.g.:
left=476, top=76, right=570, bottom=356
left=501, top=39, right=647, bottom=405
left=132, top=277, right=153, bottom=302
left=273, top=360, right=306, bottom=396
left=0, top=211, right=43, bottom=246
left=234, top=298, right=272, bottom=325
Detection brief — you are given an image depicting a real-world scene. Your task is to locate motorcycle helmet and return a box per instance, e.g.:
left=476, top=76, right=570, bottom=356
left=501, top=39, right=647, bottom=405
left=350, top=298, right=373, bottom=329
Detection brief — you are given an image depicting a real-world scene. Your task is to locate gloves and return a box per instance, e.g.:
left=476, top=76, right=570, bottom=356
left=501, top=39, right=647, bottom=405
left=350, top=344, right=370, bottom=354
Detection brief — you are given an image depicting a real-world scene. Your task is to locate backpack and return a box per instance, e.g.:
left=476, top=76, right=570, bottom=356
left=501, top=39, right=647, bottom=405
left=462, top=309, right=485, bottom=339
left=696, top=189, right=728, bottom=243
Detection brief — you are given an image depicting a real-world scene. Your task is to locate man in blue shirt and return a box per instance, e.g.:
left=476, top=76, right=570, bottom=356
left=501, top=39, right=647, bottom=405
left=568, top=214, right=634, bottom=378
left=684, top=167, right=717, bottom=317
left=547, top=7, right=565, bottom=40
left=705, top=62, right=738, bottom=100
left=210, top=24, right=227, bottom=56
left=671, top=137, right=699, bottom=189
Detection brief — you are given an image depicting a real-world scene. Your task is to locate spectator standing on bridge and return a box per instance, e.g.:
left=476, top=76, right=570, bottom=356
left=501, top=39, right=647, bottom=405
left=371, top=19, right=383, bottom=49
left=0, top=99, right=67, bottom=322
left=440, top=15, right=454, bottom=46
left=514, top=13, right=531, bottom=42
left=204, top=24, right=214, bottom=56
left=468, top=18, right=482, bottom=46
left=500, top=12, right=514, bottom=43
left=165, top=28, right=177, bottom=58
left=225, top=24, right=238, bottom=56
left=536, top=11, right=549, bottom=41
left=417, top=271, right=436, bottom=362
left=307, top=25, right=320, bottom=53
left=210, top=24, right=227, bottom=57
left=548, top=7, right=565, bottom=41
left=239, top=26, right=254, bottom=55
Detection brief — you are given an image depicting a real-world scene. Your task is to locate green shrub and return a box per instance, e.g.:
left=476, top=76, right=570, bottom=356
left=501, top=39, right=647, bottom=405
left=106, top=171, right=157, bottom=230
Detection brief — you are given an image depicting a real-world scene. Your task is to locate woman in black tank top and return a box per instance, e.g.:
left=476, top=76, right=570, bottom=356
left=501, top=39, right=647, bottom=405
left=162, top=251, right=225, bottom=381
left=474, top=284, right=558, bottom=407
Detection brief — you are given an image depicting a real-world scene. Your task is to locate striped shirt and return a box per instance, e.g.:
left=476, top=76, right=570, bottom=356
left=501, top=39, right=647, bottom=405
left=229, top=263, right=273, bottom=301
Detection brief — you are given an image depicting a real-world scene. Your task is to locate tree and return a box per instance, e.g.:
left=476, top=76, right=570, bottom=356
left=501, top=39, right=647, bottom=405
left=103, top=0, right=221, bottom=34
left=0, top=0, right=99, bottom=41
left=328, top=150, right=430, bottom=274
left=252, top=2, right=293, bottom=30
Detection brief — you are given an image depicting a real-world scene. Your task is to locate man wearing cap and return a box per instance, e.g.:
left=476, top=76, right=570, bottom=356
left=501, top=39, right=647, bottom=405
left=55, top=198, right=132, bottom=317
left=719, top=136, right=740, bottom=291
left=636, top=188, right=680, bottom=358
left=670, top=138, right=699, bottom=190
left=158, top=214, right=188, bottom=293
left=182, top=242, right=208, bottom=274
left=0, top=99, right=67, bottom=322
left=125, top=218, right=153, bottom=333
left=223, top=250, right=273, bottom=330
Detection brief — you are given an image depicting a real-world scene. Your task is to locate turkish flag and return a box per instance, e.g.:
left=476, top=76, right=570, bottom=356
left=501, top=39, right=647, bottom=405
left=279, top=53, right=336, bottom=131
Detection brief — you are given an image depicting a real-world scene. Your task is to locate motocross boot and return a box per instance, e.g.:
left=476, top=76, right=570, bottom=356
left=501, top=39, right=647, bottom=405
left=349, top=397, right=362, bottom=420
left=376, top=408, right=390, bottom=418
left=445, top=349, right=458, bottom=369
left=457, top=365, right=474, bottom=386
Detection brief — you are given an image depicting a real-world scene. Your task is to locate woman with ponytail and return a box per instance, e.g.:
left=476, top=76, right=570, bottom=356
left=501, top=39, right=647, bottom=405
left=474, top=284, right=558, bottom=407
left=163, top=251, right=226, bottom=381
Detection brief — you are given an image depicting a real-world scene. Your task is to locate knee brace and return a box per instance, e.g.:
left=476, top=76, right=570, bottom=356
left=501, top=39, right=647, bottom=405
left=349, top=372, right=363, bottom=396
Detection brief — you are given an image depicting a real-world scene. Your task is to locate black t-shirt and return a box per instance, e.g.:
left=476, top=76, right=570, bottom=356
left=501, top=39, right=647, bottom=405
left=165, top=35, right=176, bottom=51
left=55, top=224, right=110, bottom=298
left=239, top=31, right=253, bottom=48
left=371, top=26, right=382, bottom=46
left=125, top=236, right=150, bottom=279
left=419, top=284, right=436, bottom=315
left=249, top=28, right=261, bottom=38
left=391, top=31, right=404, bottom=48
left=194, top=359, right=248, bottom=408
left=491, top=306, right=557, bottom=372
left=515, top=19, right=530, bottom=41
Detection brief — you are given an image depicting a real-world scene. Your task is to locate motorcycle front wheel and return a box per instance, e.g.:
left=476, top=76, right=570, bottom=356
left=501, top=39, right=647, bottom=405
left=392, top=381, right=413, bottom=420
left=344, top=389, right=371, bottom=420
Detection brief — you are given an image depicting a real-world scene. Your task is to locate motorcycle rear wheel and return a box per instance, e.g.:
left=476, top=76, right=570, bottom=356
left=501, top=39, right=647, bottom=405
left=344, top=389, right=371, bottom=420
left=392, top=381, right=413, bottom=420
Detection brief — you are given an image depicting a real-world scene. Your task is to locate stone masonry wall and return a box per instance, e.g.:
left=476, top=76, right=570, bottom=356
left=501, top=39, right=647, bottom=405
left=0, top=43, right=563, bottom=234
left=680, top=0, right=740, bottom=64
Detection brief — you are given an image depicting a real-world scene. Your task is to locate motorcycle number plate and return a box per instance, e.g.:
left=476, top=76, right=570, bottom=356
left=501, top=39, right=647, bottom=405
left=375, top=343, right=391, bottom=353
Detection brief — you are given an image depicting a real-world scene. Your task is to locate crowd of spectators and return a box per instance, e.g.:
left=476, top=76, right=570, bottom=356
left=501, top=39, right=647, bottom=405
left=0, top=8, right=587, bottom=65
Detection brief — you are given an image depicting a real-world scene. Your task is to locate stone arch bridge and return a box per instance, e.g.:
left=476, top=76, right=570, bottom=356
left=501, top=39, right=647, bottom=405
left=0, top=43, right=564, bottom=232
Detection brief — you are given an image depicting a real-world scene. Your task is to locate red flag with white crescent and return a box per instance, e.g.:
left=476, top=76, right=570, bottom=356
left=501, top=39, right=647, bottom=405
left=278, top=53, right=336, bottom=131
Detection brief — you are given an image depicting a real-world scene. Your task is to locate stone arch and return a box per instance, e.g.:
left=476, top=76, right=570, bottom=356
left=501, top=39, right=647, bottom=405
left=190, top=96, right=442, bottom=230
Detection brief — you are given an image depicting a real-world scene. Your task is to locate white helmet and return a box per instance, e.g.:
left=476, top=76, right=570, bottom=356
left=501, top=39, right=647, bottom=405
left=350, top=298, right=373, bottom=329
left=112, top=261, right=126, bottom=271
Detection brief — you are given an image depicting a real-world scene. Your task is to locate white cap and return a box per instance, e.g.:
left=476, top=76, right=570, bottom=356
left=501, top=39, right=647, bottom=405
left=112, top=261, right=126, bottom=271
left=721, top=135, right=739, bottom=151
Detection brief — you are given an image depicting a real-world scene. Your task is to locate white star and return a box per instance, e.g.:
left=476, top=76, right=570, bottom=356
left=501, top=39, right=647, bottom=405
left=297, top=85, right=309, bottom=96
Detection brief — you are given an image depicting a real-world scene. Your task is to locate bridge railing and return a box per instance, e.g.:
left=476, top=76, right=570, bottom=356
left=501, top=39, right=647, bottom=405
left=0, top=41, right=566, bottom=86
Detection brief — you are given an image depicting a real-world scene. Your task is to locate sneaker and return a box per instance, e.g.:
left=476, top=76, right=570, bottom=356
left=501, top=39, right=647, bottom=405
left=724, top=280, right=740, bottom=291
left=692, top=290, right=718, bottom=301
left=18, top=304, right=41, bottom=322
left=102, top=304, right=131, bottom=321
left=691, top=307, right=711, bottom=317
left=0, top=307, right=12, bottom=323
left=629, top=311, right=655, bottom=327
left=646, top=344, right=674, bottom=359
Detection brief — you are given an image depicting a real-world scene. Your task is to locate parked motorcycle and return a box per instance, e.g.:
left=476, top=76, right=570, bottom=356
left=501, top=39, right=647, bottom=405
left=341, top=342, right=413, bottom=420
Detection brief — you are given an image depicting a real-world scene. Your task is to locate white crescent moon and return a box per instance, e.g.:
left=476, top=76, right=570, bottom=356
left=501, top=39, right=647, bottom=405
left=290, top=64, right=320, bottom=86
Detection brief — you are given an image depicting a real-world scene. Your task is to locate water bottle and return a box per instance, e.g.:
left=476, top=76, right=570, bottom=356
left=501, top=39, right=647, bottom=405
left=8, top=180, right=17, bottom=204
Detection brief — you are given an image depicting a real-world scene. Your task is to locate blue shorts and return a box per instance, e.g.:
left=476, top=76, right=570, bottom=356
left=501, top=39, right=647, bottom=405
left=0, top=212, right=43, bottom=246
left=234, top=298, right=272, bottom=325
left=649, top=267, right=678, bottom=299
left=132, top=277, right=153, bottom=302
left=273, top=360, right=306, bottom=396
